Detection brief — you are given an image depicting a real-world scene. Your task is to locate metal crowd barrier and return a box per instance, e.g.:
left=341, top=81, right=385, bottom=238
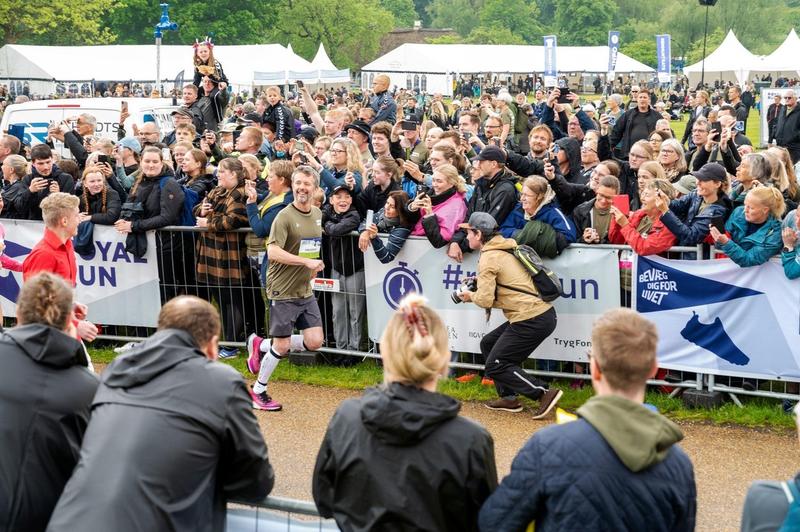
left=226, top=496, right=335, bottom=531
left=91, top=227, right=797, bottom=404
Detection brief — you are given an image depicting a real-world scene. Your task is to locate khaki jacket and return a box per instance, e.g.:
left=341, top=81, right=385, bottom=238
left=472, top=235, right=552, bottom=323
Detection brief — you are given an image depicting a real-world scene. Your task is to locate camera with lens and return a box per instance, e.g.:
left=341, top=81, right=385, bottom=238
left=451, top=277, right=477, bottom=304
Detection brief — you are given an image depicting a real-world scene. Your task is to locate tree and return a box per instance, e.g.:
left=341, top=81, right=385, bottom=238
left=427, top=0, right=483, bottom=36
left=554, top=0, right=617, bottom=46
left=620, top=39, right=657, bottom=69
left=0, top=0, right=116, bottom=44
left=380, top=0, right=417, bottom=28
left=466, top=26, right=526, bottom=45
left=685, top=27, right=725, bottom=65
left=479, top=0, right=542, bottom=44
left=272, top=0, right=395, bottom=69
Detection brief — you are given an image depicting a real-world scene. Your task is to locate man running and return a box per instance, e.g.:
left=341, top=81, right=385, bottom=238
left=247, top=165, right=325, bottom=411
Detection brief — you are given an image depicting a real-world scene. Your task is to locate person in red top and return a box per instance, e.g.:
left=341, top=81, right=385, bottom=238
left=23, top=192, right=98, bottom=341
left=608, top=179, right=678, bottom=255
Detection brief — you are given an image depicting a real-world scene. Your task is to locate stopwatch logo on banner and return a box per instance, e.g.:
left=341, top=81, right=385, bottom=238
left=382, top=261, right=423, bottom=309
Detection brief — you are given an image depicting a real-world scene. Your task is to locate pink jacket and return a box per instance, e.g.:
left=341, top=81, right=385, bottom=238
left=410, top=190, right=468, bottom=242
left=0, top=224, right=23, bottom=272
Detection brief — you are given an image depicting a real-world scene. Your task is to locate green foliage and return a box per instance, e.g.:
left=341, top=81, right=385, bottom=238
left=0, top=0, right=116, bottom=44
left=553, top=0, right=617, bottom=46
left=686, top=28, right=725, bottom=65
left=465, top=26, right=527, bottom=45
left=479, top=0, right=542, bottom=44
left=272, top=0, right=395, bottom=68
left=620, top=39, right=657, bottom=69
left=379, top=0, right=418, bottom=28
left=427, top=0, right=484, bottom=36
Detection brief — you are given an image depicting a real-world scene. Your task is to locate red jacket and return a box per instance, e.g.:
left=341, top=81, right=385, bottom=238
left=608, top=210, right=677, bottom=256
left=22, top=228, right=77, bottom=286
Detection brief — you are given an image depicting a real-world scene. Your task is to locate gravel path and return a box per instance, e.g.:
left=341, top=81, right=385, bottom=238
left=259, top=381, right=800, bottom=532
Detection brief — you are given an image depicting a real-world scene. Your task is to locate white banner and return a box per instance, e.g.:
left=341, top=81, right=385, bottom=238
left=634, top=255, right=800, bottom=381
left=365, top=239, right=621, bottom=361
left=0, top=220, right=160, bottom=327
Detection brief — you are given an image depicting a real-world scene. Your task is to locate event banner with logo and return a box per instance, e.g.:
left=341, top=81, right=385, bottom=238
left=608, top=31, right=620, bottom=77
left=634, top=255, right=800, bottom=381
left=543, top=35, right=558, bottom=88
left=364, top=239, right=620, bottom=361
left=0, top=220, right=160, bottom=327
left=656, top=34, right=671, bottom=84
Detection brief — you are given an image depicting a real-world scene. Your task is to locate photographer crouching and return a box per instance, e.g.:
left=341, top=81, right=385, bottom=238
left=457, top=212, right=562, bottom=419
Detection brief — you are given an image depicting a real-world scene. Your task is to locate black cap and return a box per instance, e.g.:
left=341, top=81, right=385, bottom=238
left=331, top=184, right=352, bottom=196
left=474, top=145, right=506, bottom=164
left=243, top=112, right=262, bottom=124
left=296, top=126, right=320, bottom=144
left=692, top=162, right=727, bottom=182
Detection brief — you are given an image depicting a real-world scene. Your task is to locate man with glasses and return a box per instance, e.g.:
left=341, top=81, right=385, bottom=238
left=776, top=90, right=800, bottom=162
left=609, top=87, right=661, bottom=160
left=579, top=138, right=600, bottom=181
left=627, top=85, right=641, bottom=110
left=573, top=175, right=620, bottom=244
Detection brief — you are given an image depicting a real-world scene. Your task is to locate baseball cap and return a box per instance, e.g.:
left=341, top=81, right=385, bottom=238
left=474, top=145, right=506, bottom=164
left=692, top=162, right=727, bottom=182
left=458, top=212, right=498, bottom=233
left=171, top=107, right=193, bottom=119
left=117, top=137, right=141, bottom=155
left=672, top=174, right=698, bottom=195
left=331, top=184, right=352, bottom=196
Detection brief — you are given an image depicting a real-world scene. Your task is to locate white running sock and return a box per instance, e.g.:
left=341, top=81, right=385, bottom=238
left=289, top=334, right=306, bottom=352
left=259, top=337, right=272, bottom=353
left=253, top=348, right=283, bottom=394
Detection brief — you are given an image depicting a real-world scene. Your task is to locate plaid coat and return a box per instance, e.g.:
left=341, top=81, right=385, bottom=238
left=194, top=184, right=249, bottom=285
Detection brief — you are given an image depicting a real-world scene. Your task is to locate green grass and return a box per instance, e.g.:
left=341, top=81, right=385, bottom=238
left=89, top=347, right=795, bottom=432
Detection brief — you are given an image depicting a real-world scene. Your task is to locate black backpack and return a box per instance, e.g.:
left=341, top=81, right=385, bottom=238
left=500, top=244, right=564, bottom=303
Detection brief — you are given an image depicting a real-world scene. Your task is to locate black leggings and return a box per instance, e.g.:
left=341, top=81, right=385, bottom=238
left=480, top=307, right=557, bottom=400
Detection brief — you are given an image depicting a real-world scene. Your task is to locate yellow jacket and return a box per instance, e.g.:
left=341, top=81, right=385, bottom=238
left=472, top=234, right=552, bottom=323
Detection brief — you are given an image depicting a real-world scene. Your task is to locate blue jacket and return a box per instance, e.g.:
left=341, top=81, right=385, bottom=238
left=246, top=191, right=293, bottom=284
left=660, top=191, right=730, bottom=246
left=320, top=167, right=363, bottom=196
left=499, top=201, right=576, bottom=243
left=538, top=105, right=595, bottom=140
left=368, top=90, right=397, bottom=124
left=718, top=206, right=782, bottom=267
left=479, top=396, right=696, bottom=532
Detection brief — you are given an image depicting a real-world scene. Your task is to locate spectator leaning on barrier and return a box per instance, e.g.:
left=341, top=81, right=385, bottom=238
left=0, top=273, right=99, bottom=532
left=19, top=144, right=75, bottom=221
left=457, top=212, right=562, bottom=418
left=406, top=163, right=468, bottom=249
left=479, top=308, right=696, bottom=532
left=711, top=185, right=785, bottom=268
left=194, top=157, right=251, bottom=356
left=48, top=296, right=274, bottom=531
left=358, top=190, right=413, bottom=264
left=313, top=294, right=497, bottom=532
left=78, top=166, right=122, bottom=225
left=659, top=162, right=733, bottom=247
left=574, top=174, right=620, bottom=245
left=609, top=179, right=678, bottom=256
left=502, top=175, right=576, bottom=258
left=246, top=166, right=325, bottom=412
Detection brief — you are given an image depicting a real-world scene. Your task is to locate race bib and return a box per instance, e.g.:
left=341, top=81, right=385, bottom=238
left=299, top=237, right=321, bottom=259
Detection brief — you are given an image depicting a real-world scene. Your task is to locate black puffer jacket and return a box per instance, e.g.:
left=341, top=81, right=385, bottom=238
left=452, top=169, right=518, bottom=251
left=313, top=382, right=497, bottom=532
left=479, top=395, right=696, bottom=532
left=0, top=324, right=98, bottom=532
left=322, top=203, right=363, bottom=276
left=18, top=164, right=75, bottom=220
left=127, top=166, right=184, bottom=232
left=47, top=329, right=274, bottom=532
left=263, top=102, right=296, bottom=143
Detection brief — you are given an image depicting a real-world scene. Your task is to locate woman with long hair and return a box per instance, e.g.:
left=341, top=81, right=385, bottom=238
left=313, top=294, right=497, bottom=531
left=406, top=164, right=468, bottom=248
left=307, top=137, right=365, bottom=195
left=194, top=157, right=250, bottom=356
left=78, top=166, right=121, bottom=225
left=358, top=190, right=414, bottom=263
left=192, top=37, right=228, bottom=92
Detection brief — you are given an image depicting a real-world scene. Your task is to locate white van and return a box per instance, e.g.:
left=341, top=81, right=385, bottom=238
left=0, top=97, right=179, bottom=158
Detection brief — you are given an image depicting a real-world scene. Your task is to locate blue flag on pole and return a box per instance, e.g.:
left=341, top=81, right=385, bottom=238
left=543, top=35, right=557, bottom=88
left=608, top=31, right=620, bottom=77
left=656, top=34, right=671, bottom=84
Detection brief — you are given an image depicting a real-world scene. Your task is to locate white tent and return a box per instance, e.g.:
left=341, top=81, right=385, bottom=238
left=752, top=28, right=800, bottom=78
left=360, top=43, right=655, bottom=96
left=683, top=30, right=761, bottom=85
left=0, top=44, right=315, bottom=95
left=253, top=42, right=350, bottom=85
